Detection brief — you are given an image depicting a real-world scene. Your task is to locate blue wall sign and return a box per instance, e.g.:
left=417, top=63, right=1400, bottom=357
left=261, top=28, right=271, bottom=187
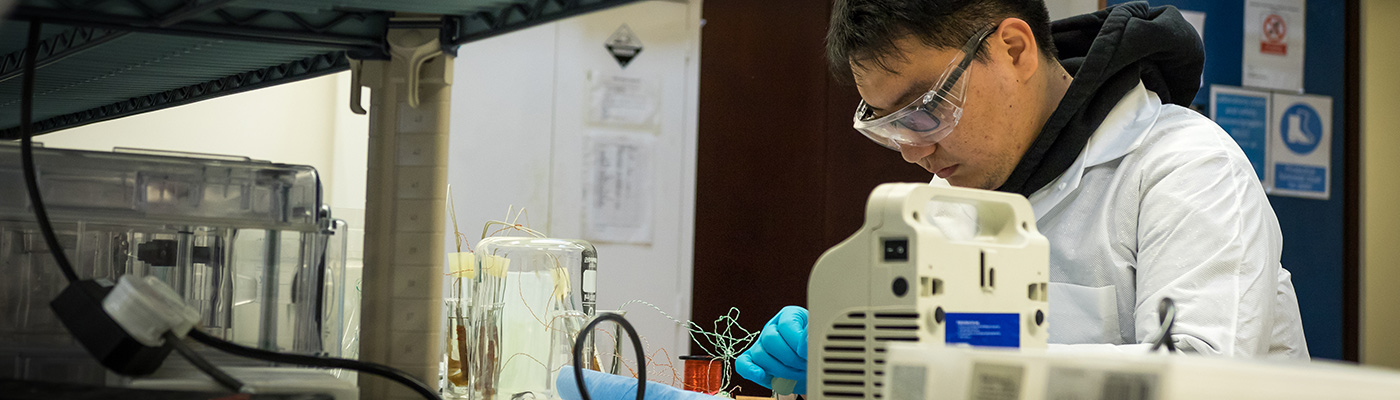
left=1280, top=103, right=1324, bottom=155
left=1268, top=93, right=1332, bottom=200
left=1210, top=85, right=1272, bottom=180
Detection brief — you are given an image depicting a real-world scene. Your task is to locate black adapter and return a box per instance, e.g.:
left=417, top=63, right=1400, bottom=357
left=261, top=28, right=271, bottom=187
left=49, top=279, right=173, bottom=376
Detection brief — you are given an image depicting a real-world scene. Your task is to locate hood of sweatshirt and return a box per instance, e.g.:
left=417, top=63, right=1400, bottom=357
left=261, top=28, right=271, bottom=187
left=996, top=1, right=1205, bottom=197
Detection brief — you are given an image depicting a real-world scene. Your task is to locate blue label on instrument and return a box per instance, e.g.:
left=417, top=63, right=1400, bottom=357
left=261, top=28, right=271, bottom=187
left=945, top=313, right=1019, bottom=348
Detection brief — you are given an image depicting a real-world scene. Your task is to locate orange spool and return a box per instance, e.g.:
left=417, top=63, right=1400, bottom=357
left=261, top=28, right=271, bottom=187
left=681, top=355, right=724, bottom=394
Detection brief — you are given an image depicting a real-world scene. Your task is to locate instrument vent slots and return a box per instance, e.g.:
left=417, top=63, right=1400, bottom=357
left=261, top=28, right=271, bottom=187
left=820, top=309, right=918, bottom=400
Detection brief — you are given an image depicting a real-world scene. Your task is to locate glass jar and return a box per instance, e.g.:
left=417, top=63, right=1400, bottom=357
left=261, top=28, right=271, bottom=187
left=441, top=237, right=597, bottom=400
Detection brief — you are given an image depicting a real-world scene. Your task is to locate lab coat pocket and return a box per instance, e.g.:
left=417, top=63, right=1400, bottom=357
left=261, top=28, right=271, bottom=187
left=1047, top=283, right=1122, bottom=344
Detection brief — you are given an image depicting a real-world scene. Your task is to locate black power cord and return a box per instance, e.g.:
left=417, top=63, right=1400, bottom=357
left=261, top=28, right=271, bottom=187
left=188, top=330, right=440, bottom=400
left=18, top=20, right=79, bottom=284
left=1149, top=297, right=1178, bottom=352
left=164, top=331, right=245, bottom=392
left=17, top=18, right=440, bottom=400
left=573, top=313, right=646, bottom=400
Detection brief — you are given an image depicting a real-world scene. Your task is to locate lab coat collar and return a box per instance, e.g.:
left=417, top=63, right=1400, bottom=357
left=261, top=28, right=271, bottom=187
left=1028, top=81, right=1160, bottom=219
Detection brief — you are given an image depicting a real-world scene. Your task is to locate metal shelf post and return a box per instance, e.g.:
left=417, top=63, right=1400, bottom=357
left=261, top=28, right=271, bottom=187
left=356, top=21, right=454, bottom=400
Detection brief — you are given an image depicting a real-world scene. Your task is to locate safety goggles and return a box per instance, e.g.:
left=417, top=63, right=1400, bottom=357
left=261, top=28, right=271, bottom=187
left=852, top=24, right=998, bottom=150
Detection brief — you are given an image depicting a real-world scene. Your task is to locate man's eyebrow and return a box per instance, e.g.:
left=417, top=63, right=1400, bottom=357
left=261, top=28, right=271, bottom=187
left=871, top=79, right=935, bottom=114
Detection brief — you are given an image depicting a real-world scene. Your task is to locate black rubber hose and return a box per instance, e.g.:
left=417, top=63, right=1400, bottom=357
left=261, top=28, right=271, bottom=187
left=18, top=19, right=80, bottom=284
left=165, top=332, right=244, bottom=392
left=1150, top=297, right=1178, bottom=352
left=188, top=329, right=440, bottom=400
left=573, top=313, right=646, bottom=400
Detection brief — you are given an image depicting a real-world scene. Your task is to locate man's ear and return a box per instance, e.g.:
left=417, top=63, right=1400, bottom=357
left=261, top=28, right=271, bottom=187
left=992, top=18, right=1041, bottom=83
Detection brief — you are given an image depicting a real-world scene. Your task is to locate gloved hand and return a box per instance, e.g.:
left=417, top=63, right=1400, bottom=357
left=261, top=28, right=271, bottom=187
left=555, top=366, right=725, bottom=400
left=735, top=306, right=808, bottom=395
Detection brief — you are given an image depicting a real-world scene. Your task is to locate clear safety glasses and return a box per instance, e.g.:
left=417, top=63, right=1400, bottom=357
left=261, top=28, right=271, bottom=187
left=853, top=24, right=998, bottom=150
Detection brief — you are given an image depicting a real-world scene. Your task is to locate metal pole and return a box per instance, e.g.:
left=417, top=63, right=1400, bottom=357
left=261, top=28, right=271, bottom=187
left=356, top=17, right=454, bottom=399
left=259, top=229, right=280, bottom=350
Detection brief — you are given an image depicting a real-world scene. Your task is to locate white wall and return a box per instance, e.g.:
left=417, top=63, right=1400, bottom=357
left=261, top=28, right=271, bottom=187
left=38, top=75, right=343, bottom=193
left=35, top=71, right=372, bottom=254
left=446, top=0, right=701, bottom=385
left=1361, top=0, right=1400, bottom=369
left=35, top=72, right=371, bottom=228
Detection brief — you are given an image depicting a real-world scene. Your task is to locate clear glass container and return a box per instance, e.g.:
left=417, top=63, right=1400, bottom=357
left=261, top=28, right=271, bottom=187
left=544, top=310, right=589, bottom=395
left=0, top=146, right=347, bottom=386
left=443, top=237, right=598, bottom=400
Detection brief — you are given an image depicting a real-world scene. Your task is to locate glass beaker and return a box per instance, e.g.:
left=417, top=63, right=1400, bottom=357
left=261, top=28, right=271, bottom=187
left=543, top=310, right=589, bottom=398
left=442, top=266, right=475, bottom=398
left=467, top=237, right=598, bottom=400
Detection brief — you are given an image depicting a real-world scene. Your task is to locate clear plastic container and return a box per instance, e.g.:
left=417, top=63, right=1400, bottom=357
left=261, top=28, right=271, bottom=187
left=443, top=237, right=598, bottom=400
left=0, top=145, right=347, bottom=386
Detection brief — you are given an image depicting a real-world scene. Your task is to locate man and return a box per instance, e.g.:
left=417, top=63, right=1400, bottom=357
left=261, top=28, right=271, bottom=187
left=735, top=0, right=1309, bottom=394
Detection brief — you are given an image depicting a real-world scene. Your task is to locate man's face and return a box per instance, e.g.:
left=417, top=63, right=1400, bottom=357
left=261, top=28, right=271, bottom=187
left=852, top=36, right=1039, bottom=189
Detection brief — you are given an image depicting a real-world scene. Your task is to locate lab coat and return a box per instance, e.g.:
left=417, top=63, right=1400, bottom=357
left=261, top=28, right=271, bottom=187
left=942, top=82, right=1309, bottom=358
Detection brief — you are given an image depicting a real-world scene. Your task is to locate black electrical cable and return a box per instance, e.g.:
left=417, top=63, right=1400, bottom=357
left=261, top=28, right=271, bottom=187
left=19, top=19, right=263, bottom=395
left=187, top=329, right=440, bottom=400
left=17, top=19, right=79, bottom=284
left=164, top=331, right=245, bottom=392
left=17, top=18, right=431, bottom=400
left=573, top=313, right=646, bottom=400
left=1149, top=297, right=1177, bottom=352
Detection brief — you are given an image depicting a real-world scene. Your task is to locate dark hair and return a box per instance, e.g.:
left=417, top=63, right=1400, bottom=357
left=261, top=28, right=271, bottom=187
left=827, top=0, right=1059, bottom=82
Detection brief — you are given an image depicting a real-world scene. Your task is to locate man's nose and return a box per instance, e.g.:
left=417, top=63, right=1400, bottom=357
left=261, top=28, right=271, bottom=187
left=898, top=143, right=936, bottom=164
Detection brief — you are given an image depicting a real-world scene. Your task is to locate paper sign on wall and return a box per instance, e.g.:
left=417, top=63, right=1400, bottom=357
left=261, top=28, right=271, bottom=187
left=583, top=132, right=655, bottom=244
left=1181, top=10, right=1207, bottom=89
left=1267, top=93, right=1331, bottom=199
left=1243, top=0, right=1306, bottom=91
left=1181, top=10, right=1207, bottom=39
left=588, top=72, right=660, bottom=130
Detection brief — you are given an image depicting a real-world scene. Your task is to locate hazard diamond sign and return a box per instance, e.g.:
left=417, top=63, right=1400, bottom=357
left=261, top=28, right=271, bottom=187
left=605, top=24, right=643, bottom=68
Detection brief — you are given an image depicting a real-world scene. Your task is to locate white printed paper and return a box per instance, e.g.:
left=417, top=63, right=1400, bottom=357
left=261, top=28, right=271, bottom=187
left=1267, top=93, right=1331, bottom=199
left=1243, top=0, right=1306, bottom=91
left=583, top=132, right=654, bottom=244
left=1181, top=10, right=1207, bottom=88
left=1180, top=10, right=1207, bottom=40
left=587, top=72, right=660, bottom=130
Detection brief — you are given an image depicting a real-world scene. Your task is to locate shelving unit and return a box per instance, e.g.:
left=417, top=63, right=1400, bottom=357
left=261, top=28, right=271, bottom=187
left=0, top=0, right=640, bottom=138
left=1, top=1, right=644, bottom=398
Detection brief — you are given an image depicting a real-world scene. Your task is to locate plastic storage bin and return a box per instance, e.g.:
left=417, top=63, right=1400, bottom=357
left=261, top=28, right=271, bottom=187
left=0, top=145, right=348, bottom=386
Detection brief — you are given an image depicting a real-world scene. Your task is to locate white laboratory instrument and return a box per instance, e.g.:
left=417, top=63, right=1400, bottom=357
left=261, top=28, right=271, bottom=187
left=883, top=342, right=1400, bottom=400
left=0, top=145, right=351, bottom=394
left=806, top=183, right=1050, bottom=400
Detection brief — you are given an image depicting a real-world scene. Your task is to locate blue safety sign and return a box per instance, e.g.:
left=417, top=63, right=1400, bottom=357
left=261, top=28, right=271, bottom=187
left=1268, top=93, right=1332, bottom=200
left=1210, top=86, right=1271, bottom=180
left=1280, top=103, right=1323, bottom=155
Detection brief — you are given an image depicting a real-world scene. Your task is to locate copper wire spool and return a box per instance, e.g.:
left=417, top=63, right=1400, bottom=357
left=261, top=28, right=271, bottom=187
left=680, top=355, right=723, bottom=394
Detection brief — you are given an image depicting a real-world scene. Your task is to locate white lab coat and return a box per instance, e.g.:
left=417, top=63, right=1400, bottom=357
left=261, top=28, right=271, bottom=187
left=939, top=82, right=1309, bottom=358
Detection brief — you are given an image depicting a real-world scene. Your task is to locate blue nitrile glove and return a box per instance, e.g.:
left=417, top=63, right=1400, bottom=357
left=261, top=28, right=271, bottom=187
left=734, top=305, right=808, bottom=395
left=556, top=366, right=726, bottom=400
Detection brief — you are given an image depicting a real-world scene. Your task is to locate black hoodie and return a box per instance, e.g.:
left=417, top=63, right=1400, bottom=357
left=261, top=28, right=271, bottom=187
left=995, top=2, right=1205, bottom=197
